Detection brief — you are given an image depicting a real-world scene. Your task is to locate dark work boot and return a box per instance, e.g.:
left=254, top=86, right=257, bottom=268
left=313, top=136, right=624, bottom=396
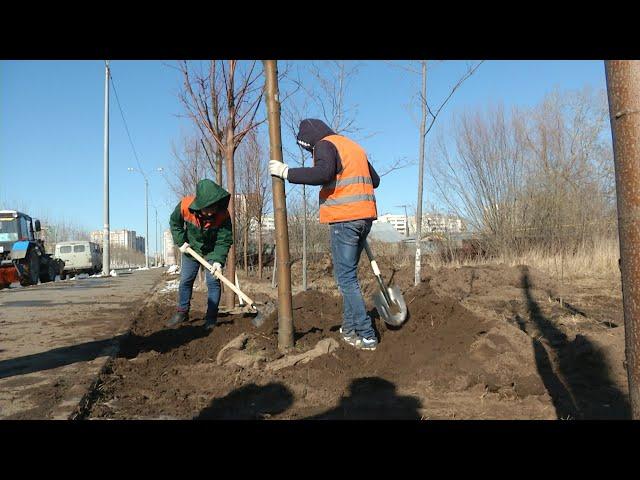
left=167, top=310, right=189, bottom=327
left=203, top=316, right=217, bottom=331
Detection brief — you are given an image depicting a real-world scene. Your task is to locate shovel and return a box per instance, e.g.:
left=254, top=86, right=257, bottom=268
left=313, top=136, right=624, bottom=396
left=181, top=245, right=273, bottom=327
left=363, top=240, right=408, bottom=326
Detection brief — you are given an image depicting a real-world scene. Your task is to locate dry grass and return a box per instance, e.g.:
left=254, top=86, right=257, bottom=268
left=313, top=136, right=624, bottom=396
left=426, top=237, right=620, bottom=281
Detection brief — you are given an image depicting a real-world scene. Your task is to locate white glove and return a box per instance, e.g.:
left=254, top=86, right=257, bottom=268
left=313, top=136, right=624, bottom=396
left=210, top=262, right=222, bottom=275
left=269, top=159, right=289, bottom=180
left=179, top=242, right=190, bottom=253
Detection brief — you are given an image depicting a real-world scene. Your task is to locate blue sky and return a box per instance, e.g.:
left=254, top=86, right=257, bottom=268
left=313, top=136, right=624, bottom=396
left=0, top=60, right=608, bottom=255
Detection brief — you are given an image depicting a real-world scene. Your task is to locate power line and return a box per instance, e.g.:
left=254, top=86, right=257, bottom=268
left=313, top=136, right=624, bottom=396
left=108, top=68, right=146, bottom=180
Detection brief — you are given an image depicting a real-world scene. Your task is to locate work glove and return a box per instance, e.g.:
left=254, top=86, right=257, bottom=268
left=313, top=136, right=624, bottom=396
left=179, top=242, right=190, bottom=253
left=269, top=159, right=289, bottom=180
left=210, top=262, right=222, bottom=275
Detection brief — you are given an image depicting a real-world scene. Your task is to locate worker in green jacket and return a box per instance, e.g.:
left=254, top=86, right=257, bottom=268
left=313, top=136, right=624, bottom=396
left=168, top=179, right=233, bottom=330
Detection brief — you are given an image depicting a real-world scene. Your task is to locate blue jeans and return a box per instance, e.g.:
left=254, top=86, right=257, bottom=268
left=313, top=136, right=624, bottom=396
left=177, top=253, right=221, bottom=323
left=330, top=219, right=375, bottom=339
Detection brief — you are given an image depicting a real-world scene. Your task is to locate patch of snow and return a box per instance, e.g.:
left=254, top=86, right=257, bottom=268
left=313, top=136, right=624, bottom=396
left=166, top=264, right=180, bottom=275
left=110, top=270, right=118, bottom=277
left=160, top=279, right=180, bottom=293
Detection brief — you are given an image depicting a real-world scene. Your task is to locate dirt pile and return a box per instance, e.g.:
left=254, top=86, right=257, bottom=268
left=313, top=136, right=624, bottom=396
left=86, top=263, right=628, bottom=419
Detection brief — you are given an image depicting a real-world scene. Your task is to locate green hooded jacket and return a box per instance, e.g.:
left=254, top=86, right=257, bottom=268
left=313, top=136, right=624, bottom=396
left=169, top=179, right=233, bottom=266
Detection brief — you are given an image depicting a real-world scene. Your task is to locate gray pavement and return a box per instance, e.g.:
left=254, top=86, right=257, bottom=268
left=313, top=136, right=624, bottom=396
left=0, top=268, right=166, bottom=419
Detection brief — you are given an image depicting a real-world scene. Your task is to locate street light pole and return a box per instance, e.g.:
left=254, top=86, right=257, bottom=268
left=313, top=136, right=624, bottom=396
left=155, top=207, right=158, bottom=267
left=128, top=167, right=163, bottom=269
left=145, top=177, right=149, bottom=268
left=102, top=60, right=110, bottom=276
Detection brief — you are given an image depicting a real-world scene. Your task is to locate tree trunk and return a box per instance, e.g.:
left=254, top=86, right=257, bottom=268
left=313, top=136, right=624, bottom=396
left=302, top=184, right=308, bottom=291
left=224, top=127, right=236, bottom=308
left=258, top=219, right=263, bottom=279
left=415, top=60, right=427, bottom=286
left=216, top=149, right=223, bottom=186
left=244, top=221, right=249, bottom=274
left=605, top=59, right=640, bottom=418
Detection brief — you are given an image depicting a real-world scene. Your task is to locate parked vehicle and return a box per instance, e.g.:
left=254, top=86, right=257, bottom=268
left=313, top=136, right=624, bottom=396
left=55, top=241, right=102, bottom=276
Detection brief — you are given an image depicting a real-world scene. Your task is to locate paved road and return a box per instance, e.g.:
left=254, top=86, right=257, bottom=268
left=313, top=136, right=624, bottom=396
left=0, top=268, right=165, bottom=419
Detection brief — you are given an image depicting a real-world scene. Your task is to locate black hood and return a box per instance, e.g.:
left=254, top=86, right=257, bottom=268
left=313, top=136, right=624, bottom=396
left=296, top=119, right=335, bottom=152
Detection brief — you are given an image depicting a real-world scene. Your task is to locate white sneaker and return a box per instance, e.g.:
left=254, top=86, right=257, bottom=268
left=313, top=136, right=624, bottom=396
left=339, top=327, right=359, bottom=346
left=356, top=337, right=378, bottom=351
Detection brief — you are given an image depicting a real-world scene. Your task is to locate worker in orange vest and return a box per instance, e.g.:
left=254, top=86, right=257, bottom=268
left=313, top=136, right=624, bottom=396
left=269, top=119, right=380, bottom=350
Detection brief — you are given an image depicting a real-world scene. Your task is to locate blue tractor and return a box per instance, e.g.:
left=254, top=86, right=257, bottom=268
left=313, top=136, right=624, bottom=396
left=0, top=210, right=65, bottom=288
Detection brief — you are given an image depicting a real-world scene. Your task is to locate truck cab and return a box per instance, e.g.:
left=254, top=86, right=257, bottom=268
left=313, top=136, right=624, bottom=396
left=0, top=210, right=64, bottom=288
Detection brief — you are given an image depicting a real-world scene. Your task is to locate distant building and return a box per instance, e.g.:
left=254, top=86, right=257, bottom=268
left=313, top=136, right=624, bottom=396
left=90, top=229, right=144, bottom=251
left=261, top=215, right=275, bottom=232
left=375, top=214, right=410, bottom=237
left=163, top=229, right=176, bottom=265
left=90, top=230, right=103, bottom=244
left=374, top=212, right=465, bottom=242
left=409, top=213, right=465, bottom=235
left=135, top=235, right=145, bottom=254
left=113, top=229, right=137, bottom=250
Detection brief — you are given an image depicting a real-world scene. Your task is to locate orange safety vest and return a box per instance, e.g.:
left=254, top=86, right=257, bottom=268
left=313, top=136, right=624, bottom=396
left=180, top=196, right=229, bottom=229
left=317, top=135, right=377, bottom=224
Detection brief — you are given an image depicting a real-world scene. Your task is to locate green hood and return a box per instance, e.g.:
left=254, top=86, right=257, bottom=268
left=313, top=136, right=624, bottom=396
left=189, top=179, right=230, bottom=211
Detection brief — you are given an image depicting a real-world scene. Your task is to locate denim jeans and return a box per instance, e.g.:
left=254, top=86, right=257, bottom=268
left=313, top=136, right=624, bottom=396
left=330, top=219, right=375, bottom=339
left=177, top=253, right=221, bottom=323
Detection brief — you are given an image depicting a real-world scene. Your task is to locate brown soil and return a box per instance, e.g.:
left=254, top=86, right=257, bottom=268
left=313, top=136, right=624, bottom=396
left=86, top=263, right=629, bottom=420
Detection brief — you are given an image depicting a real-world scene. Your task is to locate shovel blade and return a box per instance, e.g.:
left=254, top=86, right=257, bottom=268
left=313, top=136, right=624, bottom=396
left=373, top=285, right=408, bottom=326
left=251, top=301, right=276, bottom=328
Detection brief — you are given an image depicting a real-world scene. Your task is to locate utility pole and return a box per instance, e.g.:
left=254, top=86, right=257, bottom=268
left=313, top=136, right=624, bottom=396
left=102, top=60, right=110, bottom=276
left=415, top=60, right=427, bottom=286
left=145, top=177, right=149, bottom=268
left=155, top=207, right=158, bottom=267
left=605, top=60, right=640, bottom=419
left=263, top=60, right=294, bottom=352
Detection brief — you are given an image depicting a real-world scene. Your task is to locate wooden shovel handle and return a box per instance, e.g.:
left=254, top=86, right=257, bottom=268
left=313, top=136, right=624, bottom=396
left=184, top=246, right=256, bottom=306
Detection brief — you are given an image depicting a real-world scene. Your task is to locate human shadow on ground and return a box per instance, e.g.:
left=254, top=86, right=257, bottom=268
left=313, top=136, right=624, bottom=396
left=195, top=377, right=422, bottom=420
left=195, top=382, right=294, bottom=419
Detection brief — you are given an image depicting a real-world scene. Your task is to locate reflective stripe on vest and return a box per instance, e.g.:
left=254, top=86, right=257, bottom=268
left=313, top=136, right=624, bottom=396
left=319, top=193, right=376, bottom=206
left=322, top=176, right=373, bottom=190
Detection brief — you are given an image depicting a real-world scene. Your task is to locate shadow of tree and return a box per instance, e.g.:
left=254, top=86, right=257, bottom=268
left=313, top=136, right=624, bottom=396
left=519, top=266, right=630, bottom=419
left=0, top=324, right=212, bottom=380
